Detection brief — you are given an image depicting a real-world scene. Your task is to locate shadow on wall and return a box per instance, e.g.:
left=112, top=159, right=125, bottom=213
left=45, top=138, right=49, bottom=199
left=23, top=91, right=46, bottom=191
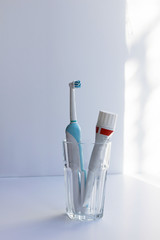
left=124, top=0, right=160, bottom=175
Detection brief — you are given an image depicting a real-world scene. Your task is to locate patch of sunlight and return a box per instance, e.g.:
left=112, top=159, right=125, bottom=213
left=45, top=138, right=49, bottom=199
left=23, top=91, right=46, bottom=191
left=124, top=59, right=141, bottom=174
left=142, top=22, right=160, bottom=175
left=142, top=87, right=160, bottom=174
left=146, top=23, right=160, bottom=87
left=126, top=0, right=160, bottom=49
left=130, top=173, right=160, bottom=189
left=125, top=0, right=160, bottom=176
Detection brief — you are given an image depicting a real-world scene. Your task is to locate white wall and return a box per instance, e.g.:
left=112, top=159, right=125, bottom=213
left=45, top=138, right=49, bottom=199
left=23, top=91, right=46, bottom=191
left=0, top=0, right=125, bottom=176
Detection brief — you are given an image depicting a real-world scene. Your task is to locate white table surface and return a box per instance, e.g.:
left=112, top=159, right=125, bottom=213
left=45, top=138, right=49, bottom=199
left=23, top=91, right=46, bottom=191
left=0, top=175, right=160, bottom=240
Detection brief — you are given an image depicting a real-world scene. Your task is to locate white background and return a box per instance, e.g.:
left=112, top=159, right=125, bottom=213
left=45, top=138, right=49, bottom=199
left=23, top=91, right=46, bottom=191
left=0, top=0, right=125, bottom=176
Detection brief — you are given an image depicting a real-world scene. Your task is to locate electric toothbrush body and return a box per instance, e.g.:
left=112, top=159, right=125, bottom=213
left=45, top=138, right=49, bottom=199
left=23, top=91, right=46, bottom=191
left=65, top=81, right=86, bottom=212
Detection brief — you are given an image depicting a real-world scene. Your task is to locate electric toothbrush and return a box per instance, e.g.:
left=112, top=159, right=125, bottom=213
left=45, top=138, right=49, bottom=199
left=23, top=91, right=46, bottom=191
left=65, top=80, right=86, bottom=212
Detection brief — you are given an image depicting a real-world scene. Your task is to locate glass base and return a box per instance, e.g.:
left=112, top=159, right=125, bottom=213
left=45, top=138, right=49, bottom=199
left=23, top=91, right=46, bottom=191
left=66, top=211, right=103, bottom=221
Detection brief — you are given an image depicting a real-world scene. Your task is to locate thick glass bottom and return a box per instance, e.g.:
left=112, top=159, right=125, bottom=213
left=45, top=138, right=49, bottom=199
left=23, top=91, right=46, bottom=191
left=66, top=210, right=103, bottom=221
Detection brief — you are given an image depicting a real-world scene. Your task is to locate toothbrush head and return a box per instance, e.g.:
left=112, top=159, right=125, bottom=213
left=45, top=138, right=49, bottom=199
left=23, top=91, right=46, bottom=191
left=74, top=80, right=81, bottom=88
left=69, top=80, right=81, bottom=89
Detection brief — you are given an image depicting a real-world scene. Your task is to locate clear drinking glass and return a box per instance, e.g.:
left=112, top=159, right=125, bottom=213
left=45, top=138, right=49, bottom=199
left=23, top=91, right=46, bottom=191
left=63, top=140, right=111, bottom=221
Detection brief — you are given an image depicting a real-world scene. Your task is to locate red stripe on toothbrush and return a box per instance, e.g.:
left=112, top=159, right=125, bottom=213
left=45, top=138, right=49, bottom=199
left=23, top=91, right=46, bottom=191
left=100, top=128, right=113, bottom=136
left=96, top=127, right=99, bottom=133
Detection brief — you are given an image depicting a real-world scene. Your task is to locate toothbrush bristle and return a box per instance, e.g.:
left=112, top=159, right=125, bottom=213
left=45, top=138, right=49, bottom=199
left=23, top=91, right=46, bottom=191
left=74, top=80, right=81, bottom=88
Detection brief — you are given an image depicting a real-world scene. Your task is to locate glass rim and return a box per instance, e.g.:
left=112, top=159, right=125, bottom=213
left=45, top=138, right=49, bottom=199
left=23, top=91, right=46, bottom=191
left=63, top=139, right=111, bottom=145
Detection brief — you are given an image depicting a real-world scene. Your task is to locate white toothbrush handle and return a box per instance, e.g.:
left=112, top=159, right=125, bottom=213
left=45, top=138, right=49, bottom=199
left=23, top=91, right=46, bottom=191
left=70, top=87, right=77, bottom=122
left=66, top=132, right=81, bottom=170
left=66, top=132, right=85, bottom=212
left=72, top=170, right=81, bottom=212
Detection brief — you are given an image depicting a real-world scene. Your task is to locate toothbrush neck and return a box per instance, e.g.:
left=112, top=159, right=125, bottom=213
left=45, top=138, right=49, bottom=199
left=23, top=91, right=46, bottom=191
left=70, top=87, right=77, bottom=122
